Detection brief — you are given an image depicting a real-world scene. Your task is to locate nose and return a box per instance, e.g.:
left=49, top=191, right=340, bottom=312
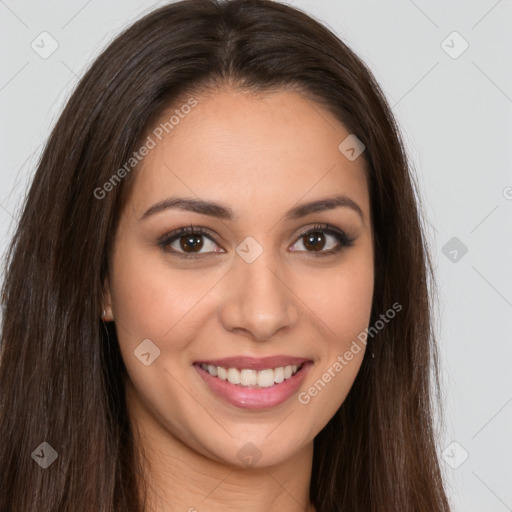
left=218, top=249, right=299, bottom=342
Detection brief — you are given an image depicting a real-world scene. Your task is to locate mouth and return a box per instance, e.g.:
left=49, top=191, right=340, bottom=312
left=196, top=361, right=305, bottom=388
left=193, top=357, right=313, bottom=410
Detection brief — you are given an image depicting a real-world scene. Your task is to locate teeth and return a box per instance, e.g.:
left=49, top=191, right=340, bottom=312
left=227, top=367, right=240, bottom=384
left=240, top=369, right=257, bottom=386
left=217, top=366, right=227, bottom=380
left=200, top=363, right=302, bottom=387
left=257, top=369, right=275, bottom=388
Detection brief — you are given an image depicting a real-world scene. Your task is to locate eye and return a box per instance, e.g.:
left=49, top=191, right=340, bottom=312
left=290, top=223, right=355, bottom=256
left=156, top=224, right=223, bottom=259
left=156, top=222, right=355, bottom=259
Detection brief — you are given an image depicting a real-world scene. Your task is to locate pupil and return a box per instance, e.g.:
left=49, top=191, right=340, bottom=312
left=304, top=232, right=325, bottom=252
left=180, top=234, right=203, bottom=252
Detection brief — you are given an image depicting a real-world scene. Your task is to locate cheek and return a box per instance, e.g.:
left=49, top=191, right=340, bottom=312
left=333, top=271, right=373, bottom=343
left=298, top=249, right=373, bottom=427
left=109, top=245, right=208, bottom=416
left=110, top=242, right=201, bottom=347
left=295, top=261, right=373, bottom=436
left=295, top=255, right=374, bottom=347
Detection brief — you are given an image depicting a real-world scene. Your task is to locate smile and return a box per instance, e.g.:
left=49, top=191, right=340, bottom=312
left=193, top=359, right=313, bottom=410
left=200, top=363, right=302, bottom=388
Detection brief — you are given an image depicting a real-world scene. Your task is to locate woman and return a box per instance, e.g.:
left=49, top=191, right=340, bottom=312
left=0, top=0, right=451, bottom=510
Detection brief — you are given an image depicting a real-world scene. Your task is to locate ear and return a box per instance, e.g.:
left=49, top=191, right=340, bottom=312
left=101, top=274, right=114, bottom=321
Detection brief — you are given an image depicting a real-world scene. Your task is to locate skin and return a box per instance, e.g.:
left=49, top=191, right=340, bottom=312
left=103, top=87, right=374, bottom=512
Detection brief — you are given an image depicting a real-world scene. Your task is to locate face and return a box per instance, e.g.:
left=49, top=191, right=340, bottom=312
left=104, top=88, right=374, bottom=468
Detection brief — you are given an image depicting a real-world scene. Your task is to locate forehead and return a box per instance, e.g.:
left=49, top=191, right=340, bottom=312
left=128, top=88, right=369, bottom=222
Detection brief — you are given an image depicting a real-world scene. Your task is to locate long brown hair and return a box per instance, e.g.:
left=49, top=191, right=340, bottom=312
left=0, top=0, right=451, bottom=510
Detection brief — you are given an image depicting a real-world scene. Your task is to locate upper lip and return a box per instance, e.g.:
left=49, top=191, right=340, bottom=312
left=194, top=355, right=312, bottom=371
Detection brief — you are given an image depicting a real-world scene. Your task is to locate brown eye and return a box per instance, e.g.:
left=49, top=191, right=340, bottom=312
left=290, top=223, right=355, bottom=256
left=157, top=223, right=355, bottom=260
left=157, top=225, right=224, bottom=258
left=178, top=233, right=204, bottom=253
left=302, top=231, right=327, bottom=252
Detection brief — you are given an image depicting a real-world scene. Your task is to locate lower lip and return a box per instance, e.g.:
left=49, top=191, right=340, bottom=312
left=193, top=362, right=313, bottom=410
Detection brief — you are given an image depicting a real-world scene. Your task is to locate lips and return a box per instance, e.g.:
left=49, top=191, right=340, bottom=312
left=192, top=355, right=314, bottom=409
left=193, top=355, right=311, bottom=371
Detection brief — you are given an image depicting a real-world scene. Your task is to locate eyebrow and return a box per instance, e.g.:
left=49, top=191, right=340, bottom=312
left=140, top=194, right=365, bottom=223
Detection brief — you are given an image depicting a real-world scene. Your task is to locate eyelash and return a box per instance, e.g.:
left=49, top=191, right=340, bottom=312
left=156, top=223, right=355, bottom=259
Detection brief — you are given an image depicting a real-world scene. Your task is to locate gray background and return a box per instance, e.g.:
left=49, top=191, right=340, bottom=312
left=1, top=1, right=511, bottom=510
